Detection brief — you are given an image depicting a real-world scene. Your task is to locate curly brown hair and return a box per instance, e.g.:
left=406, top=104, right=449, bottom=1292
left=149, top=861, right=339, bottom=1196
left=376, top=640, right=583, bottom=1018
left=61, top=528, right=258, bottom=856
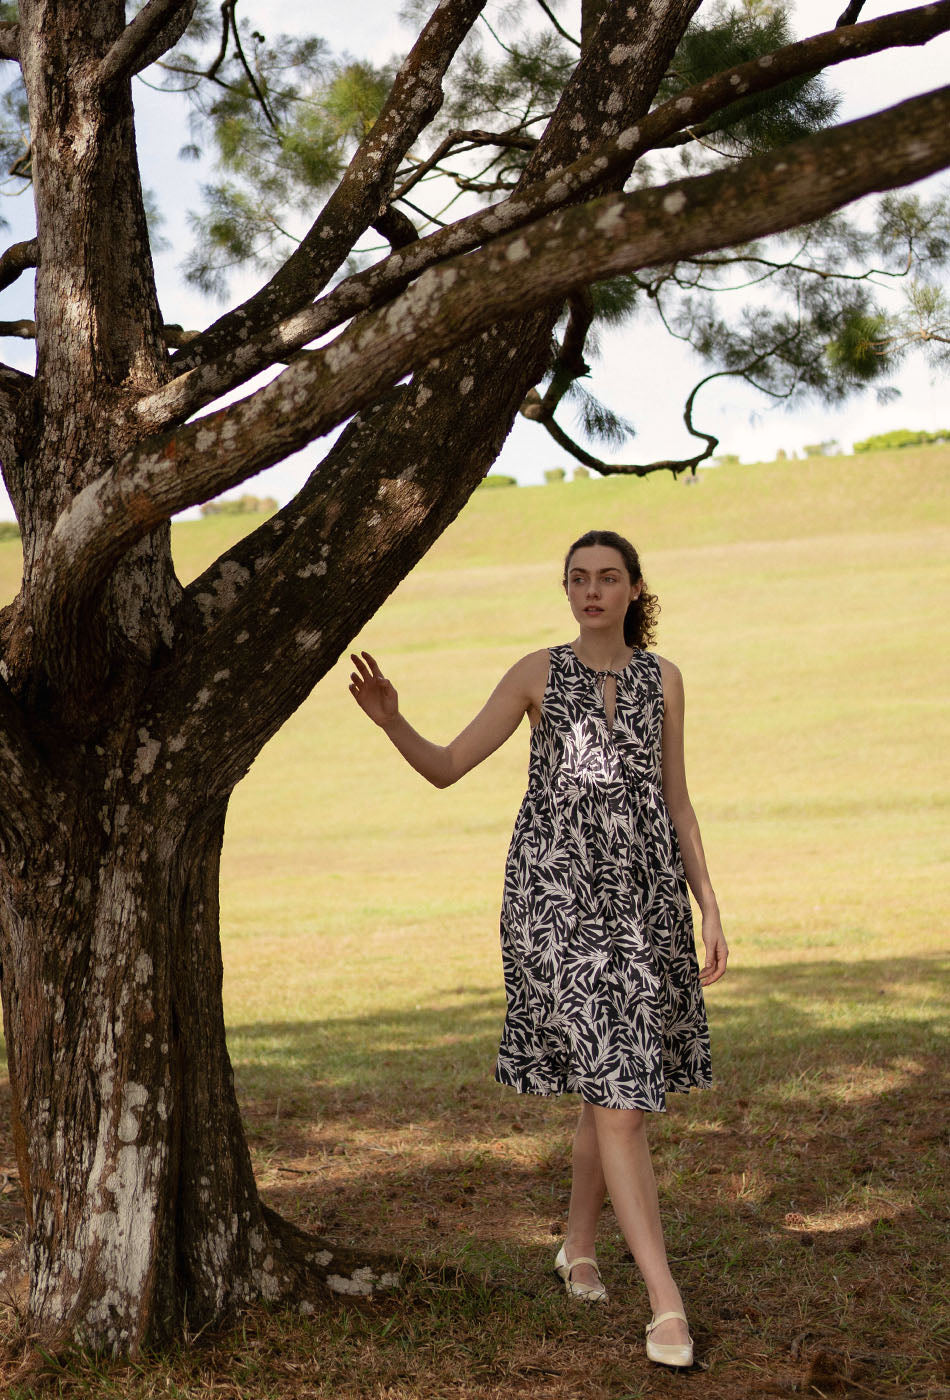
left=563, top=529, right=660, bottom=650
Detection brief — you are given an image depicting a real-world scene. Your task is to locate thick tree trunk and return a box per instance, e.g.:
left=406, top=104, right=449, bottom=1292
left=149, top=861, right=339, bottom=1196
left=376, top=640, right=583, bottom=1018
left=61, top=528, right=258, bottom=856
left=0, top=754, right=397, bottom=1352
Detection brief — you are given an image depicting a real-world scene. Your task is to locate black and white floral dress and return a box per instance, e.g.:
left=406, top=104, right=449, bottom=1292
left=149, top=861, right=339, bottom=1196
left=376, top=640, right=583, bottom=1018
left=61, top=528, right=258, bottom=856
left=495, top=644, right=712, bottom=1112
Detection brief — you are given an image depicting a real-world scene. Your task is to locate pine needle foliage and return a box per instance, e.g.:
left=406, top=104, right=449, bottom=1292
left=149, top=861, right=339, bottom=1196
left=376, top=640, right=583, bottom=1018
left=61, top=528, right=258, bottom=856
left=659, top=0, right=840, bottom=163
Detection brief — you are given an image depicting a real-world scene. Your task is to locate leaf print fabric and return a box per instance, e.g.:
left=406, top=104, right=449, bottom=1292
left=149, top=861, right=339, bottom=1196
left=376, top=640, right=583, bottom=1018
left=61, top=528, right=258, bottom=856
left=495, top=645, right=712, bottom=1112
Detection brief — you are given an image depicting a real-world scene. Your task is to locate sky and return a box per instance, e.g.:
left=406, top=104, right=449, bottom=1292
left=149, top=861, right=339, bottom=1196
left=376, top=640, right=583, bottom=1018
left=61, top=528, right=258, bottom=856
left=0, top=0, right=947, bottom=518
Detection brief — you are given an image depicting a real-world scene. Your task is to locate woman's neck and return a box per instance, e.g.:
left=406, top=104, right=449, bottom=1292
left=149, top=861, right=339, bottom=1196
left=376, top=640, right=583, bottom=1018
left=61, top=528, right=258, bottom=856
left=571, top=632, right=633, bottom=672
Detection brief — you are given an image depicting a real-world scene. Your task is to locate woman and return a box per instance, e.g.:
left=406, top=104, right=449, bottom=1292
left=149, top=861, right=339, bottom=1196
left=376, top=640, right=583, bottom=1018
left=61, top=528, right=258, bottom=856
left=349, top=529, right=727, bottom=1368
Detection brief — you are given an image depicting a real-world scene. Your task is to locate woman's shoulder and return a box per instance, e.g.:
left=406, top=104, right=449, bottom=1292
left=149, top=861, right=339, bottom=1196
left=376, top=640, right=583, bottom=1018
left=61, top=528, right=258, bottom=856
left=653, top=652, right=682, bottom=684
left=507, top=647, right=555, bottom=685
left=497, top=648, right=553, bottom=718
left=652, top=653, right=684, bottom=711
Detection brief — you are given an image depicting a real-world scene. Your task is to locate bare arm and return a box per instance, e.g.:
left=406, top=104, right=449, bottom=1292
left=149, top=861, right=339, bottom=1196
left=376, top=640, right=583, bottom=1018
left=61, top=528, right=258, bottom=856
left=658, top=657, right=728, bottom=986
left=349, top=649, right=547, bottom=788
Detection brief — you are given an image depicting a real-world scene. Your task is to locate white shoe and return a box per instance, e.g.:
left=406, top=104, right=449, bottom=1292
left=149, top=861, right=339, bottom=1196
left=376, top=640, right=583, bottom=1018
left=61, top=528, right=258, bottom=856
left=553, top=1244, right=608, bottom=1303
left=645, top=1310, right=693, bottom=1367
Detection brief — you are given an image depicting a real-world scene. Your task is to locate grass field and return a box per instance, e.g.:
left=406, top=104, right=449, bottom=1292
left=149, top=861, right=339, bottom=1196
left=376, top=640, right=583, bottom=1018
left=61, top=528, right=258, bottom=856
left=0, top=448, right=947, bottom=1398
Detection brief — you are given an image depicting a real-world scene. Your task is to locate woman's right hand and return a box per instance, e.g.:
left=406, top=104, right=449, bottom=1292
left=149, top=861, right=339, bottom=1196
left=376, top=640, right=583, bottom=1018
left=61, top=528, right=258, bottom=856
left=349, top=651, right=399, bottom=727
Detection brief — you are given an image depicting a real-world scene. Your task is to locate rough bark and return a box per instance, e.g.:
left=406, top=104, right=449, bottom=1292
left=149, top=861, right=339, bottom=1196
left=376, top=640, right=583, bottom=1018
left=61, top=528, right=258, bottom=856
left=0, top=763, right=399, bottom=1349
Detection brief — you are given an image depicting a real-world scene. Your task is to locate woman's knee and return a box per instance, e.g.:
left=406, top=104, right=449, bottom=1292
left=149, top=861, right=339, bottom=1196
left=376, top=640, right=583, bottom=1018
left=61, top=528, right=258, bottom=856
left=590, top=1104, right=647, bottom=1139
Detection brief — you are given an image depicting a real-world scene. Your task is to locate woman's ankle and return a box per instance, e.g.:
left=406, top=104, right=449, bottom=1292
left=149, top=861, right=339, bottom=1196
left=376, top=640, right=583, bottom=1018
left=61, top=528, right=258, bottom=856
left=563, top=1234, right=598, bottom=1261
left=647, top=1278, right=685, bottom=1319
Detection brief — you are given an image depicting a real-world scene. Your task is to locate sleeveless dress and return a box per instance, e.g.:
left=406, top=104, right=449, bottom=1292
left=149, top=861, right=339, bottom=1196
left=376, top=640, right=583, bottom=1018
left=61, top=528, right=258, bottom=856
left=495, top=644, right=712, bottom=1112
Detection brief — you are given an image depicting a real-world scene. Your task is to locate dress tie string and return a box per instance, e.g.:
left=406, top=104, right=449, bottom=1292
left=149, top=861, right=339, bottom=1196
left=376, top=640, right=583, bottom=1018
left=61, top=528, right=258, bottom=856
left=593, top=668, right=623, bottom=699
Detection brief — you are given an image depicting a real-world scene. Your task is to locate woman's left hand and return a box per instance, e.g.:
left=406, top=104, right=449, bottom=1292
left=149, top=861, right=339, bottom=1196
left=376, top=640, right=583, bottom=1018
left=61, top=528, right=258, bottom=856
left=699, top=911, right=728, bottom=986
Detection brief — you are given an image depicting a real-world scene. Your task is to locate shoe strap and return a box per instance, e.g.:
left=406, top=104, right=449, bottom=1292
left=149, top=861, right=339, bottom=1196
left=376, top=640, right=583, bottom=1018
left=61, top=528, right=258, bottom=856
left=647, top=1310, right=688, bottom=1333
left=567, top=1256, right=601, bottom=1278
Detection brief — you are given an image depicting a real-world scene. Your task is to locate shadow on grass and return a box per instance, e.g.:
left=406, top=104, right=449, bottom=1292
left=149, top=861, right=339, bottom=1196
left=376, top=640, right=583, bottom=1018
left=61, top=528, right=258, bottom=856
left=227, top=954, right=947, bottom=1383
left=0, top=957, right=944, bottom=1397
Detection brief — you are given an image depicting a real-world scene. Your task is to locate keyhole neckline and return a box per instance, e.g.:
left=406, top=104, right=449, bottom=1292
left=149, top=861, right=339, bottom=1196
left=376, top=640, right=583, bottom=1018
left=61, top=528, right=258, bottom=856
left=569, top=643, right=639, bottom=678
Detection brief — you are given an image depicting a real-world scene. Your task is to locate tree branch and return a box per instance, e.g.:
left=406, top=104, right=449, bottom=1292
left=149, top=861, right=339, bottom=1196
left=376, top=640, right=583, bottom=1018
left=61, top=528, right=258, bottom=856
left=536, top=406, right=716, bottom=476
left=371, top=207, right=419, bottom=251
left=136, top=343, right=546, bottom=804
left=0, top=320, right=36, bottom=339
left=30, top=79, right=950, bottom=663
left=139, top=0, right=950, bottom=434
left=534, top=322, right=813, bottom=478
left=0, top=363, right=33, bottom=507
left=169, top=0, right=489, bottom=376
left=535, top=0, right=580, bottom=47
left=226, top=0, right=278, bottom=131
left=0, top=675, right=50, bottom=851
left=837, top=0, right=868, bottom=26
left=393, top=127, right=537, bottom=203
left=131, top=0, right=707, bottom=777
left=99, top=0, right=197, bottom=90
left=536, top=290, right=594, bottom=418
left=0, top=22, right=18, bottom=63
left=0, top=239, right=38, bottom=294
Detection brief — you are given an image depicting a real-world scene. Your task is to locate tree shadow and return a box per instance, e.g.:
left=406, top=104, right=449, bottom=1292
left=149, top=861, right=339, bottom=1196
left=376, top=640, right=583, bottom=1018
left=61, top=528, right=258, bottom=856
left=225, top=956, right=945, bottom=1393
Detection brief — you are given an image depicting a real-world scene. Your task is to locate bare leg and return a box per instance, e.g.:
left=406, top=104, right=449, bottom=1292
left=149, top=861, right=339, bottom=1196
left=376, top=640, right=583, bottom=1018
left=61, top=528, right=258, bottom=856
left=589, top=1104, right=689, bottom=1346
left=561, top=1102, right=607, bottom=1289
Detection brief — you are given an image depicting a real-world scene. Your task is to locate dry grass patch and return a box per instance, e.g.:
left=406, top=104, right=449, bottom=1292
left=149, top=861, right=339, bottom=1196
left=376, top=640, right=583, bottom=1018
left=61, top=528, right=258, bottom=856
left=1, top=957, right=945, bottom=1398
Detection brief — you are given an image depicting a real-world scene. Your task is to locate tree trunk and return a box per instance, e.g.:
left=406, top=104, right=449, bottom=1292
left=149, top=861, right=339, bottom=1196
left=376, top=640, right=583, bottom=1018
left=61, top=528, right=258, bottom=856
left=0, top=747, right=397, bottom=1352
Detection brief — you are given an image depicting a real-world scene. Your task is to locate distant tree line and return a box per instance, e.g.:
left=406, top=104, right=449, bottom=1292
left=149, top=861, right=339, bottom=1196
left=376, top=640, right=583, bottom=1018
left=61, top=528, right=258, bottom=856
left=199, top=493, right=279, bottom=516
left=853, top=428, right=950, bottom=452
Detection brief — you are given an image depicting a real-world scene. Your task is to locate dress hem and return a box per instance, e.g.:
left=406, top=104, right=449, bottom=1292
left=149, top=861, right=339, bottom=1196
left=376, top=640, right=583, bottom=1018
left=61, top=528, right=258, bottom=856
left=494, top=1064, right=713, bottom=1114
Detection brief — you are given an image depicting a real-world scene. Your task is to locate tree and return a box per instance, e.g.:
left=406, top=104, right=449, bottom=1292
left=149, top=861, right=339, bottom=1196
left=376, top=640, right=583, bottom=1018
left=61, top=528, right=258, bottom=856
left=0, top=0, right=948, bottom=1359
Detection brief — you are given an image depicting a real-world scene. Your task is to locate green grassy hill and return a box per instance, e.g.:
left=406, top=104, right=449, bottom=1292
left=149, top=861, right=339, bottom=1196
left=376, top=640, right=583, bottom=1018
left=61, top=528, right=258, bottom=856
left=1, top=449, right=947, bottom=993
left=2, top=445, right=947, bottom=599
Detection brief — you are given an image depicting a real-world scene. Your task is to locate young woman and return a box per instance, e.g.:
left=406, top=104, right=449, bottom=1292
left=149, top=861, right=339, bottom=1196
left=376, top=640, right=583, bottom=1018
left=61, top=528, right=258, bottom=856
left=349, top=529, right=727, bottom=1369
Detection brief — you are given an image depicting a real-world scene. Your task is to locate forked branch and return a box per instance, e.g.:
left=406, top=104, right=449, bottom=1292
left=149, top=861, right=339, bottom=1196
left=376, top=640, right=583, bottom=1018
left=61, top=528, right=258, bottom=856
left=0, top=22, right=18, bottom=62
left=31, top=80, right=950, bottom=662
left=137, top=0, right=950, bottom=433
left=171, top=0, right=489, bottom=376
left=99, top=0, right=198, bottom=90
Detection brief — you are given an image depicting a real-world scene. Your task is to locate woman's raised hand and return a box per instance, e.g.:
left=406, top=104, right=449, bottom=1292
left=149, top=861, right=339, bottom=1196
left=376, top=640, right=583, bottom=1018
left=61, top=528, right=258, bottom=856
left=349, top=651, right=399, bottom=727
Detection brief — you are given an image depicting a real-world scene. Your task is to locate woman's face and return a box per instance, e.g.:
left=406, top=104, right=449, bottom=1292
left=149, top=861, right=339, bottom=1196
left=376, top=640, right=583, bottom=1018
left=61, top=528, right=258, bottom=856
left=565, top=545, right=640, bottom=633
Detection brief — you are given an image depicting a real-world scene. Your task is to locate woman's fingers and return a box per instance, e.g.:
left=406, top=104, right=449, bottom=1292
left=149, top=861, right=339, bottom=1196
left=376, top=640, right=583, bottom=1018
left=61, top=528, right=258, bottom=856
left=348, top=653, right=397, bottom=726
left=699, top=936, right=728, bottom=985
left=349, top=651, right=386, bottom=686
